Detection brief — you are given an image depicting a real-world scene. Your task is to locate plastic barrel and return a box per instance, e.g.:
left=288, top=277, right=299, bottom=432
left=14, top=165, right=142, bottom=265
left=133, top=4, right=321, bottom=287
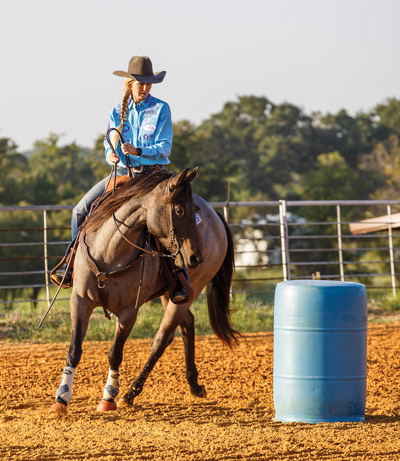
left=273, top=280, right=367, bottom=423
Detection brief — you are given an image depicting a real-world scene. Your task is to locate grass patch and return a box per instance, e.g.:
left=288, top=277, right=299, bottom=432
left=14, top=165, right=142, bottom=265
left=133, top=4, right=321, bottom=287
left=368, top=292, right=400, bottom=313
left=2, top=286, right=399, bottom=343
left=0, top=292, right=274, bottom=343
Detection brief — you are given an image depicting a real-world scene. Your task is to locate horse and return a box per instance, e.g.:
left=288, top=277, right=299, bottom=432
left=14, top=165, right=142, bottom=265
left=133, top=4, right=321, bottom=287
left=50, top=168, right=239, bottom=414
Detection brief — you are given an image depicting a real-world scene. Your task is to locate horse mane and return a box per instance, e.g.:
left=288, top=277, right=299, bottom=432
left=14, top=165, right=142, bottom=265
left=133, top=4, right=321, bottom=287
left=83, top=171, right=191, bottom=234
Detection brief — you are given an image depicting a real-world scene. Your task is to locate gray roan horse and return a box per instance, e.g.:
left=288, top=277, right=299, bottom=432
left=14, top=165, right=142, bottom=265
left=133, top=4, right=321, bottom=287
left=50, top=168, right=239, bottom=414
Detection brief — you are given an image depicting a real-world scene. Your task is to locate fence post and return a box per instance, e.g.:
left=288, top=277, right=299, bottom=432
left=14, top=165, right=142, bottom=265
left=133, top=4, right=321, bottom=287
left=336, top=204, right=345, bottom=281
left=43, top=210, right=51, bottom=307
left=279, top=200, right=291, bottom=281
left=387, top=205, right=396, bottom=296
left=223, top=205, right=229, bottom=222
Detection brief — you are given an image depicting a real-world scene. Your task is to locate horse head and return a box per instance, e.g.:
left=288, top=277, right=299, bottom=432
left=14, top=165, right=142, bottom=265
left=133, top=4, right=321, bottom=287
left=146, top=168, right=204, bottom=270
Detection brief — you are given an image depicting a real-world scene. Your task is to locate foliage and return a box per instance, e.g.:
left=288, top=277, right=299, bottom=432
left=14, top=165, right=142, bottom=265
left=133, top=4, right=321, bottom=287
left=0, top=137, right=28, bottom=205
left=2, top=97, right=399, bottom=207
left=27, top=133, right=97, bottom=204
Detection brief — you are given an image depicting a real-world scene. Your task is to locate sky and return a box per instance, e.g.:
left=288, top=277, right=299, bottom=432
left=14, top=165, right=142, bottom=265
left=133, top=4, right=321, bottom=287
left=1, top=0, right=399, bottom=152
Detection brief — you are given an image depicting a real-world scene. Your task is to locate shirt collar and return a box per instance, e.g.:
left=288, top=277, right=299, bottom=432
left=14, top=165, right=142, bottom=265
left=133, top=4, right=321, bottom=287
left=128, top=93, right=152, bottom=110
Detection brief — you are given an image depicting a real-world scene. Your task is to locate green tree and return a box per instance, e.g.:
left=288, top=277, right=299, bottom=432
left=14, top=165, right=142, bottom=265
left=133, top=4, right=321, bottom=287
left=374, top=98, right=400, bottom=137
left=27, top=133, right=97, bottom=204
left=0, top=137, right=28, bottom=205
left=310, top=110, right=377, bottom=169
left=359, top=134, right=400, bottom=201
left=90, top=134, right=113, bottom=182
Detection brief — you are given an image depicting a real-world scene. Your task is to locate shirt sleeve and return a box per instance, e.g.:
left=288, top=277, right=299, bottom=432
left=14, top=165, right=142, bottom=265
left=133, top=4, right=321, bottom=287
left=103, top=107, right=125, bottom=167
left=136, top=103, right=173, bottom=161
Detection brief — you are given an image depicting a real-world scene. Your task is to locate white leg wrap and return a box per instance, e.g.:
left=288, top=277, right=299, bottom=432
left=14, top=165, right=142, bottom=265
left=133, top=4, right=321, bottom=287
left=103, top=368, right=120, bottom=401
left=55, top=366, right=76, bottom=405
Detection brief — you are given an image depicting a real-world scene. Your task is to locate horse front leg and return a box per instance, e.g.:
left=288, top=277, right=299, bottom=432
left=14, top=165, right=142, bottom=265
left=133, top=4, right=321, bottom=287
left=178, top=309, right=207, bottom=398
left=119, top=301, right=186, bottom=407
left=97, top=312, right=138, bottom=412
left=50, top=293, right=93, bottom=414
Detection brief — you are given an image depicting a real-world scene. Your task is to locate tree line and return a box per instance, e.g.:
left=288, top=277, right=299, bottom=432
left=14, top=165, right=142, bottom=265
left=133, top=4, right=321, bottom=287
left=1, top=95, right=399, bottom=207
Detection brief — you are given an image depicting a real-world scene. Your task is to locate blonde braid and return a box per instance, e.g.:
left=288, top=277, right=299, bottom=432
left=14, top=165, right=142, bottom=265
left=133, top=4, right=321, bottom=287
left=112, top=78, right=134, bottom=150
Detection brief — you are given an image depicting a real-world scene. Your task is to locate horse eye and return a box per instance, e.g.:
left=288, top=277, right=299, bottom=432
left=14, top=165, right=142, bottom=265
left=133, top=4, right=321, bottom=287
left=175, top=205, right=184, bottom=217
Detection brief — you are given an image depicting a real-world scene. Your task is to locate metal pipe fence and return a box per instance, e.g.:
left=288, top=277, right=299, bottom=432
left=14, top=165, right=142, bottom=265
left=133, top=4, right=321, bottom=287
left=1, top=200, right=400, bottom=307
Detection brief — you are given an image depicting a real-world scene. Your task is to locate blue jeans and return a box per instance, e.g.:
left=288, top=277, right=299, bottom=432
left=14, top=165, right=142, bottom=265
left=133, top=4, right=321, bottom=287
left=71, top=177, right=109, bottom=240
left=71, top=168, right=129, bottom=240
left=71, top=168, right=128, bottom=241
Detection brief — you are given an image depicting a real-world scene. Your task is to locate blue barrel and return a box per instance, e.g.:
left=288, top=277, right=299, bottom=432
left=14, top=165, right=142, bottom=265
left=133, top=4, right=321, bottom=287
left=273, top=280, right=367, bottom=423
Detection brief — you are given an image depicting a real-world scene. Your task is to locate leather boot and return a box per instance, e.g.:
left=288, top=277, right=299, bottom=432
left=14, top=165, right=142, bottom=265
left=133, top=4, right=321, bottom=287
left=171, top=269, right=189, bottom=303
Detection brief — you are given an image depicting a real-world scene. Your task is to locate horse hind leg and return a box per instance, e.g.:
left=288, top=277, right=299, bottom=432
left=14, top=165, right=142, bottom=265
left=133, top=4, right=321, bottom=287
left=118, top=329, right=175, bottom=408
left=178, top=309, right=206, bottom=398
left=119, top=298, right=184, bottom=407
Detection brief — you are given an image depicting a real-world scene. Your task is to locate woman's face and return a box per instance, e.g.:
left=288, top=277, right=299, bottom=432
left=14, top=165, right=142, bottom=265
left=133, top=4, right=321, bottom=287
left=131, top=80, right=152, bottom=103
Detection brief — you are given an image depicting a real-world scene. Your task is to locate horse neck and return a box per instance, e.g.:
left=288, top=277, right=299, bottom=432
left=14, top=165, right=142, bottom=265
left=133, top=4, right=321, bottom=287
left=88, top=199, right=147, bottom=266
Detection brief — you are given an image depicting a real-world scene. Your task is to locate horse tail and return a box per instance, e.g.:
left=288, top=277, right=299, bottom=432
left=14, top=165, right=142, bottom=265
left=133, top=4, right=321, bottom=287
left=206, top=212, right=240, bottom=348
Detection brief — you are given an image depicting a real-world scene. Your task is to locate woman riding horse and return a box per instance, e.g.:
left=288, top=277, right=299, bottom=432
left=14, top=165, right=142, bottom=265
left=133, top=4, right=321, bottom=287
left=53, top=55, right=187, bottom=302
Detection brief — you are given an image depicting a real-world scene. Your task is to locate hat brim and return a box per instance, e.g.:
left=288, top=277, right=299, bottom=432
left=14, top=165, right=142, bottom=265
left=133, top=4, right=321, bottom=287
left=113, top=70, right=166, bottom=84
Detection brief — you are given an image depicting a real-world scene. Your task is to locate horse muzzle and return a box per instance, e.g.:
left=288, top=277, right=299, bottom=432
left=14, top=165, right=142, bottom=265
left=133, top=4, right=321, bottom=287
left=175, top=250, right=203, bottom=269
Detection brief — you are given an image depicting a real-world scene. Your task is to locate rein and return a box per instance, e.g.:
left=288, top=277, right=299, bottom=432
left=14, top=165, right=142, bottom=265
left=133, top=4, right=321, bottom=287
left=112, top=212, right=179, bottom=259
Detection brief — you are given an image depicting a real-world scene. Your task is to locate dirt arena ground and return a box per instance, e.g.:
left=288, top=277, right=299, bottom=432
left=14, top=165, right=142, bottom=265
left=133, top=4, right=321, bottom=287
left=1, top=324, right=400, bottom=460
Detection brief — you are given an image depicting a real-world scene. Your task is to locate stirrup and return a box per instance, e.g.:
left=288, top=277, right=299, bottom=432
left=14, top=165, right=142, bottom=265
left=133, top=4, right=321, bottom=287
left=50, top=265, right=73, bottom=289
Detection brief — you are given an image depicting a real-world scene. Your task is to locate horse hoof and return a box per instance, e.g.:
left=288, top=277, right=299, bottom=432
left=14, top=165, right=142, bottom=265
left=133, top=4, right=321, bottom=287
left=191, top=385, right=207, bottom=398
left=97, top=399, right=117, bottom=412
left=117, top=397, right=132, bottom=409
left=49, top=402, right=68, bottom=415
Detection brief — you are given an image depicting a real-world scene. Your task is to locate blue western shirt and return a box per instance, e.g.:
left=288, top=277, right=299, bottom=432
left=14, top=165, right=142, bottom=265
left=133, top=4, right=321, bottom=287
left=103, top=93, right=173, bottom=168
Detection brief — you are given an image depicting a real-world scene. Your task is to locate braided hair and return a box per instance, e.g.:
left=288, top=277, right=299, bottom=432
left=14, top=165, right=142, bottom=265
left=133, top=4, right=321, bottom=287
left=112, top=78, right=134, bottom=150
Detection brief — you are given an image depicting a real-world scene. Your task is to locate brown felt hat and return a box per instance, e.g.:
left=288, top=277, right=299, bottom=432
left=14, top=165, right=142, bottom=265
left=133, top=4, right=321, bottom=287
left=113, top=56, right=166, bottom=84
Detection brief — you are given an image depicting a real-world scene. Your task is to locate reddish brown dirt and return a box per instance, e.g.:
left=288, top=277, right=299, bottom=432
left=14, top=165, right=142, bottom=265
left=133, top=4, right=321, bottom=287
left=1, top=324, right=400, bottom=460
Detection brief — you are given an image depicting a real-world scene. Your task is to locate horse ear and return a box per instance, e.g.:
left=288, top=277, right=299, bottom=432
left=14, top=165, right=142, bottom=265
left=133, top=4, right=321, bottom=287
left=169, top=169, right=189, bottom=191
left=186, top=166, right=199, bottom=184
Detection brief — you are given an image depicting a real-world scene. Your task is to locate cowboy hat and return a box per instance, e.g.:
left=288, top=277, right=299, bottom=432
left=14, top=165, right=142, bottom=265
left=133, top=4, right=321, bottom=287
left=113, top=56, right=166, bottom=84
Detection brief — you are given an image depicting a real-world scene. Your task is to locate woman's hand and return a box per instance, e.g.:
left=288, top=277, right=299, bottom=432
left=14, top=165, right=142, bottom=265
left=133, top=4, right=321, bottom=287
left=107, top=151, right=120, bottom=164
left=121, top=143, right=139, bottom=156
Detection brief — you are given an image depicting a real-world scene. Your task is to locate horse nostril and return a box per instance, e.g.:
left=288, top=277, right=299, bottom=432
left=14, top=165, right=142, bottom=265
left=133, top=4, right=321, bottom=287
left=190, top=253, right=203, bottom=267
